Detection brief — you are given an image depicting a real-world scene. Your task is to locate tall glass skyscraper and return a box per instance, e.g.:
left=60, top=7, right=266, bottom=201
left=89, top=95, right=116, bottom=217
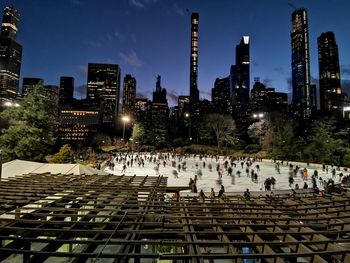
left=0, top=6, right=22, bottom=99
left=189, top=13, right=199, bottom=104
left=87, top=63, right=121, bottom=126
left=318, top=31, right=342, bottom=113
left=122, top=74, right=136, bottom=115
left=231, top=36, right=250, bottom=125
left=291, top=8, right=311, bottom=118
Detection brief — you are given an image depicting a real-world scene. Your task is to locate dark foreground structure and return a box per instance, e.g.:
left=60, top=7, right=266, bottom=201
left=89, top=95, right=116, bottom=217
left=0, top=174, right=350, bottom=262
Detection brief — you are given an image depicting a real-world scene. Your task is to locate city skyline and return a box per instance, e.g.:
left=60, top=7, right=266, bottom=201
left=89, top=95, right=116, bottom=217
left=3, top=0, right=350, bottom=105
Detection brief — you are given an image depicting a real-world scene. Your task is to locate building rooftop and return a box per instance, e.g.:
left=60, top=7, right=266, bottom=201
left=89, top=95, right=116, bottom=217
left=0, top=173, right=349, bottom=262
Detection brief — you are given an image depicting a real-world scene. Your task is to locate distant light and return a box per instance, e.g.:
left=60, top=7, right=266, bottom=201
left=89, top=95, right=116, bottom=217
left=258, top=113, right=264, bottom=118
left=243, top=36, right=249, bottom=44
left=253, top=114, right=258, bottom=118
left=185, top=113, right=190, bottom=118
left=122, top=116, right=130, bottom=122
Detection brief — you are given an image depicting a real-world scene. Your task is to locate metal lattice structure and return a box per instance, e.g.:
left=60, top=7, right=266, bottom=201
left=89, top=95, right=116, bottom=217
left=1, top=173, right=350, bottom=263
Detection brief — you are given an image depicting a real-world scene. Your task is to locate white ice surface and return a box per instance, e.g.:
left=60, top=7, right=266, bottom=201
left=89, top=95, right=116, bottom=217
left=104, top=154, right=345, bottom=194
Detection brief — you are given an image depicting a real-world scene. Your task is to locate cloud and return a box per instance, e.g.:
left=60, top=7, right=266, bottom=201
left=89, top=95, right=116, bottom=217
left=262, top=78, right=273, bottom=86
left=167, top=89, right=178, bottom=105
left=114, top=31, right=124, bottom=41
left=311, top=76, right=319, bottom=84
left=342, top=79, right=350, bottom=95
left=74, top=84, right=86, bottom=99
left=200, top=90, right=211, bottom=98
left=341, top=65, right=350, bottom=77
left=119, top=51, right=143, bottom=68
left=273, top=66, right=287, bottom=74
left=173, top=3, right=185, bottom=16
left=129, top=0, right=158, bottom=8
left=130, top=33, right=137, bottom=43
left=286, top=77, right=292, bottom=93
left=136, top=90, right=152, bottom=99
left=83, top=40, right=102, bottom=48
left=77, top=65, right=87, bottom=78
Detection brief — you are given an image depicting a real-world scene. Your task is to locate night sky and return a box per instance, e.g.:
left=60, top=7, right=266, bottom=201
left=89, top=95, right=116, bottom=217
left=3, top=0, right=350, bottom=105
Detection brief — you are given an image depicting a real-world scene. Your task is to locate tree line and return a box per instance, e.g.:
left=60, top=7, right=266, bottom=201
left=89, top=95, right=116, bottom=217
left=1, top=85, right=350, bottom=166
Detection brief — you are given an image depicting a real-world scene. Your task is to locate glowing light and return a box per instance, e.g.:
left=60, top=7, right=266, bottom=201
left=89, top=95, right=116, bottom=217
left=122, top=116, right=130, bottom=122
left=243, top=36, right=249, bottom=44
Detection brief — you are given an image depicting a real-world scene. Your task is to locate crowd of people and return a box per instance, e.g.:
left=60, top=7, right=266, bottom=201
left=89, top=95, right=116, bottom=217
left=104, top=152, right=349, bottom=200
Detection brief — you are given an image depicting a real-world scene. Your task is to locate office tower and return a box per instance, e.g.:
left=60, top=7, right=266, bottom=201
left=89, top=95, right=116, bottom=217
left=318, top=31, right=342, bottom=112
left=152, top=75, right=167, bottom=104
left=231, top=36, right=250, bottom=125
left=0, top=7, right=22, bottom=99
left=151, top=75, right=168, bottom=116
left=189, top=12, right=199, bottom=104
left=22, top=77, right=44, bottom=97
left=59, top=76, right=74, bottom=106
left=122, top=74, right=136, bottom=115
left=250, top=79, right=288, bottom=114
left=59, top=106, right=100, bottom=142
left=211, top=77, right=231, bottom=114
left=178, top=95, right=190, bottom=116
left=87, top=63, right=121, bottom=126
left=291, top=8, right=311, bottom=118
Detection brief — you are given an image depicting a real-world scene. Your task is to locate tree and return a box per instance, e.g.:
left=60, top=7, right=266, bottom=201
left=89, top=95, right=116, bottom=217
left=305, top=119, right=344, bottom=164
left=132, top=123, right=147, bottom=146
left=197, top=116, right=212, bottom=144
left=0, top=84, right=57, bottom=162
left=270, top=120, right=300, bottom=160
left=247, top=120, right=267, bottom=145
left=52, top=144, right=75, bottom=163
left=206, top=114, right=236, bottom=147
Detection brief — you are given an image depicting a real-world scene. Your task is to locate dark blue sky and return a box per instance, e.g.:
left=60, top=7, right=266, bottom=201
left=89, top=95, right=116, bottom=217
left=3, top=0, right=350, bottom=105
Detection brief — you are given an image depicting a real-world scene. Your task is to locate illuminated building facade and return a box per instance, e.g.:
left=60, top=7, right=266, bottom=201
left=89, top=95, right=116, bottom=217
left=59, top=107, right=100, bottom=142
left=178, top=95, right=190, bottom=117
left=0, top=7, right=22, bottom=99
left=87, top=63, right=121, bottom=126
left=189, top=12, right=199, bottom=105
left=250, top=79, right=288, bottom=114
left=122, top=74, right=136, bottom=115
left=318, top=31, right=342, bottom=113
left=211, top=77, right=231, bottom=114
left=291, top=8, right=311, bottom=118
left=231, top=36, right=250, bottom=125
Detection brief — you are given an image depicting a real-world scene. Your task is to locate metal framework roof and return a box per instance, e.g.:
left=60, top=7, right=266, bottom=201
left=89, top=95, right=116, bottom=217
left=0, top=173, right=350, bottom=263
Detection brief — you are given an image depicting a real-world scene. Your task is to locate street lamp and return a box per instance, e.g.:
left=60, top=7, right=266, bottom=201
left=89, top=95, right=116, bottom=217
left=185, top=113, right=192, bottom=141
left=122, top=116, right=130, bottom=142
left=252, top=113, right=264, bottom=119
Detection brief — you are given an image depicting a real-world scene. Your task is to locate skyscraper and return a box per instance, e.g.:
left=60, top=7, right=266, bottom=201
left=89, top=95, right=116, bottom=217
left=189, top=12, right=199, bottom=104
left=59, top=76, right=74, bottom=106
left=122, top=74, right=136, bottom=115
left=318, top=31, right=342, bottom=112
left=22, top=77, right=43, bottom=97
left=211, top=77, right=231, bottom=114
left=87, top=63, right=121, bottom=126
left=231, top=36, right=250, bottom=125
left=151, top=75, right=168, bottom=116
left=291, top=8, right=311, bottom=118
left=0, top=7, right=22, bottom=99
